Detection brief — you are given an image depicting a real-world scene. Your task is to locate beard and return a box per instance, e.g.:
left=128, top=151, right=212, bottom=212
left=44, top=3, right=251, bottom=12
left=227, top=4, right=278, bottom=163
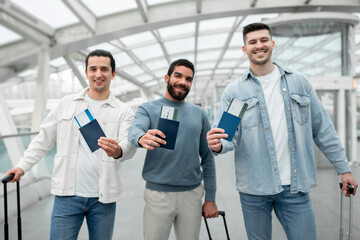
left=249, top=48, right=272, bottom=65
left=167, top=80, right=190, bottom=101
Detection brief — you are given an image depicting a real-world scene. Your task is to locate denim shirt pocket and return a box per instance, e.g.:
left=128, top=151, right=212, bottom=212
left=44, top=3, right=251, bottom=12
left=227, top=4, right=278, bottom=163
left=290, top=94, right=311, bottom=125
left=241, top=97, right=261, bottom=129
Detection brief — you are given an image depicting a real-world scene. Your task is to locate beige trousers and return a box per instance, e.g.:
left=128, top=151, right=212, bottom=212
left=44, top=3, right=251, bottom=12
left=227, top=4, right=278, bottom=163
left=143, top=184, right=204, bottom=240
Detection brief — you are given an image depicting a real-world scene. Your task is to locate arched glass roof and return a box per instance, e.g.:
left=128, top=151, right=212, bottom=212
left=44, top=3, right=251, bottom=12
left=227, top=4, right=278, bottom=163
left=1, top=0, right=360, bottom=126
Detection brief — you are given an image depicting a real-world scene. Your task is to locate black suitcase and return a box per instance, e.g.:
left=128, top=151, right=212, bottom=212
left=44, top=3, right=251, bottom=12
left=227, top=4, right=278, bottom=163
left=339, top=183, right=355, bottom=240
left=202, top=211, right=230, bottom=240
left=2, top=173, right=22, bottom=240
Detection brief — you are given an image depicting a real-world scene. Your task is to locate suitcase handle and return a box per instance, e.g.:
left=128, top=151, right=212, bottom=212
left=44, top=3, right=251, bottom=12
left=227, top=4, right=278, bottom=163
left=339, top=183, right=354, bottom=195
left=202, top=211, right=230, bottom=240
left=2, top=173, right=15, bottom=184
left=2, top=172, right=21, bottom=240
left=339, top=183, right=353, bottom=240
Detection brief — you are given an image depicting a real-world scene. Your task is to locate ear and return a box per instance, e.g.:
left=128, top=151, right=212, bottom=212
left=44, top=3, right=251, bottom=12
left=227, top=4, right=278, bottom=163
left=164, top=74, right=169, bottom=84
left=112, top=71, right=116, bottom=79
left=242, top=45, right=247, bottom=55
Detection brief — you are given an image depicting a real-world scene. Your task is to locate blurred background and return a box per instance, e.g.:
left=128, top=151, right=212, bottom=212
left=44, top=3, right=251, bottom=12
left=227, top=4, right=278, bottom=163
left=0, top=0, right=359, bottom=239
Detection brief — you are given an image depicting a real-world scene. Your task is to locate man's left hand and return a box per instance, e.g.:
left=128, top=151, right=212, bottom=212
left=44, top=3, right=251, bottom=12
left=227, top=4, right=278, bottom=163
left=98, top=137, right=122, bottom=159
left=341, top=172, right=358, bottom=197
left=202, top=201, right=219, bottom=218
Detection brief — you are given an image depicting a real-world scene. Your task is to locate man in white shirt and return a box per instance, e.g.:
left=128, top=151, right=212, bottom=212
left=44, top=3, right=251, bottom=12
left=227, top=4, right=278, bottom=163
left=6, top=49, right=136, bottom=239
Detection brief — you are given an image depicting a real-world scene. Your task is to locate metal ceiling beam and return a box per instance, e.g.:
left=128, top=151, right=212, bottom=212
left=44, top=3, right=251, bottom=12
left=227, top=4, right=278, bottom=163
left=3, top=4, right=360, bottom=69
left=135, top=0, right=148, bottom=22
left=250, top=0, right=257, bottom=8
left=116, top=70, right=153, bottom=98
left=151, top=30, right=171, bottom=64
left=0, top=67, right=15, bottom=83
left=62, top=0, right=96, bottom=34
left=287, top=33, right=337, bottom=64
left=211, top=16, right=244, bottom=80
left=193, top=20, right=200, bottom=103
left=0, top=4, right=53, bottom=45
left=109, top=40, right=158, bottom=79
left=64, top=55, right=88, bottom=88
left=196, top=0, right=202, bottom=14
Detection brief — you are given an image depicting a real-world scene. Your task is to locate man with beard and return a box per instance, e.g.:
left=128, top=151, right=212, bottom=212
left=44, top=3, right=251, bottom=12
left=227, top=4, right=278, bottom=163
left=206, top=22, right=358, bottom=240
left=128, top=59, right=218, bottom=240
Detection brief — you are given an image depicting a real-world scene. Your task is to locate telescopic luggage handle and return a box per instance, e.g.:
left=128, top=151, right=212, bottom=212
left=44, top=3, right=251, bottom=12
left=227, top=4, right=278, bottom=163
left=2, top=173, right=15, bottom=184
left=339, top=183, right=354, bottom=240
left=2, top=173, right=22, bottom=240
left=202, top=211, right=230, bottom=240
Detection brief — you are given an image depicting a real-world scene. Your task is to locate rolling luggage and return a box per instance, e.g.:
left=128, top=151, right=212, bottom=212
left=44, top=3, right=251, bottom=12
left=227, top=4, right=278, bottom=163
left=339, top=183, right=355, bottom=240
left=2, top=173, right=22, bottom=240
left=202, top=211, right=230, bottom=240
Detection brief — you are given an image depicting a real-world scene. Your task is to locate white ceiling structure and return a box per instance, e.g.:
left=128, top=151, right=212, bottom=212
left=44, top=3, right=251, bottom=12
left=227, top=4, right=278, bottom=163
left=1, top=0, right=360, bottom=122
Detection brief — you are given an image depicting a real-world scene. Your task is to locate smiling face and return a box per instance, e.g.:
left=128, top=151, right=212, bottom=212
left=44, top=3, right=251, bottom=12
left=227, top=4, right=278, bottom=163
left=242, top=29, right=275, bottom=67
left=164, top=65, right=193, bottom=102
left=85, top=56, right=116, bottom=100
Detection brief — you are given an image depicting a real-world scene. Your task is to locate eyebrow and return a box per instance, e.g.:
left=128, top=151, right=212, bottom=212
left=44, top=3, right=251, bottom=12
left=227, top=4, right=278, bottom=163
left=248, top=36, right=270, bottom=42
left=89, top=65, right=109, bottom=69
left=174, top=71, right=193, bottom=80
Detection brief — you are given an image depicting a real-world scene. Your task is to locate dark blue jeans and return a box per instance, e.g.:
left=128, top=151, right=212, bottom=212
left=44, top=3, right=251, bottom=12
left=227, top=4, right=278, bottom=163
left=239, top=186, right=316, bottom=240
left=50, top=196, right=116, bottom=240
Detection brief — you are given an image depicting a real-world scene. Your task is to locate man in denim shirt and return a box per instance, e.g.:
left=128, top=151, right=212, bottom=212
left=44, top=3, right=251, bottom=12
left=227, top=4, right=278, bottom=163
left=207, top=23, right=358, bottom=240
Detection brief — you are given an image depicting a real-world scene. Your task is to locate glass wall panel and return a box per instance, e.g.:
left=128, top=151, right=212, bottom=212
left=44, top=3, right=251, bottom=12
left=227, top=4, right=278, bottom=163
left=271, top=22, right=346, bottom=77
left=0, top=133, right=55, bottom=175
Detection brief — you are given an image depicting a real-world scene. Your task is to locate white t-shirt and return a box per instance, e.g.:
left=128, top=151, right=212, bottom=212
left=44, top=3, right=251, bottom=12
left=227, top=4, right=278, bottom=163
left=75, top=93, right=107, bottom=197
left=256, top=66, right=291, bottom=185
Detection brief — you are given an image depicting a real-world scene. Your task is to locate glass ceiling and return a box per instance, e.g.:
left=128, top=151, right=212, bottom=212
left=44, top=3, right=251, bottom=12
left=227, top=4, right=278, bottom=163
left=0, top=0, right=360, bottom=123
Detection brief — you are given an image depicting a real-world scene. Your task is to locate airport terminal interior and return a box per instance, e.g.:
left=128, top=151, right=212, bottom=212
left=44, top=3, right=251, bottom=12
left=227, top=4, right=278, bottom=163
left=1, top=0, right=360, bottom=239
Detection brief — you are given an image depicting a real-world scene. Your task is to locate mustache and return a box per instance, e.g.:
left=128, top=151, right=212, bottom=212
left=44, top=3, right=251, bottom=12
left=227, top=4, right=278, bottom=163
left=173, top=83, right=189, bottom=91
left=253, top=47, right=268, bottom=52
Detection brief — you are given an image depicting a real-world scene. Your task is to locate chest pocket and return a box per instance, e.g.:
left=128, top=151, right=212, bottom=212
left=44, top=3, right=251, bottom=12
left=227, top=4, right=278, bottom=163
left=290, top=94, right=310, bottom=125
left=56, top=112, right=75, bottom=140
left=241, top=97, right=261, bottom=129
left=99, top=107, right=119, bottom=139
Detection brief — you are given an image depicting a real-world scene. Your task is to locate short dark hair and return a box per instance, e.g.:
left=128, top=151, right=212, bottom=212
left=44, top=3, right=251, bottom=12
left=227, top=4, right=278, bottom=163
left=85, top=49, right=116, bottom=74
left=167, top=59, right=195, bottom=77
left=242, top=23, right=272, bottom=44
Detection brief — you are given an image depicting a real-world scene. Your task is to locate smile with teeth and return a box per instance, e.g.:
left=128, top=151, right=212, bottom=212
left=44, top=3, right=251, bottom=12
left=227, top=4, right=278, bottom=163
left=94, top=79, right=104, bottom=83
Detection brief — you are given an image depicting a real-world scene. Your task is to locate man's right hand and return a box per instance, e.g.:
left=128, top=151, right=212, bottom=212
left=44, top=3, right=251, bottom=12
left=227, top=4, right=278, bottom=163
left=207, top=128, right=228, bottom=153
left=5, top=167, right=24, bottom=183
left=138, top=129, right=167, bottom=150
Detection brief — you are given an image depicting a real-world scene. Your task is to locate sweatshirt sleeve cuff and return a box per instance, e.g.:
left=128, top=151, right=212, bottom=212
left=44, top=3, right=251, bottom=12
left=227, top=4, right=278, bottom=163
left=205, top=190, right=216, bottom=202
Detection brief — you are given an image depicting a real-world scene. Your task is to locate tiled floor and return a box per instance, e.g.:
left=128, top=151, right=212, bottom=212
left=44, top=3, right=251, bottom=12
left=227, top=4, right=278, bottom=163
left=1, top=148, right=359, bottom=240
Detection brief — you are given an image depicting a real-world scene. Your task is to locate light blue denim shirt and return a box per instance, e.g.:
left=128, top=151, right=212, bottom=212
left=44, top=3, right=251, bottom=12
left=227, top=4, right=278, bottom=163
left=213, top=63, right=351, bottom=195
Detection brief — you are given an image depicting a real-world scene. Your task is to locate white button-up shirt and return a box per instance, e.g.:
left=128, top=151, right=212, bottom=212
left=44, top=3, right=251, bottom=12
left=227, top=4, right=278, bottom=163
left=17, top=88, right=136, bottom=203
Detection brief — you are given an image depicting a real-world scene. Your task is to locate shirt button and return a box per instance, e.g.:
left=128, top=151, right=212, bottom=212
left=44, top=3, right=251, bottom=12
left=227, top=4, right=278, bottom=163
left=292, top=148, right=295, bottom=152
left=287, top=107, right=291, bottom=111
left=293, top=169, right=297, bottom=173
left=282, top=88, right=287, bottom=92
left=289, top=128, right=293, bottom=131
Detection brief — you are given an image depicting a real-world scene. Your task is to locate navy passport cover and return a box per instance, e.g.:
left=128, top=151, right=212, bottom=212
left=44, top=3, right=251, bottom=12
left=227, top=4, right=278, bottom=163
left=156, top=118, right=179, bottom=150
left=218, top=111, right=241, bottom=141
left=79, top=119, right=106, bottom=152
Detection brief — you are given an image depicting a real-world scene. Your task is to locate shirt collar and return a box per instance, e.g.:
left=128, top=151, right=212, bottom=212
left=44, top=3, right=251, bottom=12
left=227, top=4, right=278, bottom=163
left=242, top=62, right=293, bottom=81
left=72, top=87, right=117, bottom=107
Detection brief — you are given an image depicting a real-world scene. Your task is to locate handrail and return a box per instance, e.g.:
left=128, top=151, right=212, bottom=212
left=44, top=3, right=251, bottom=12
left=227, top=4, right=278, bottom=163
left=0, top=176, right=51, bottom=197
left=0, top=132, right=39, bottom=140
